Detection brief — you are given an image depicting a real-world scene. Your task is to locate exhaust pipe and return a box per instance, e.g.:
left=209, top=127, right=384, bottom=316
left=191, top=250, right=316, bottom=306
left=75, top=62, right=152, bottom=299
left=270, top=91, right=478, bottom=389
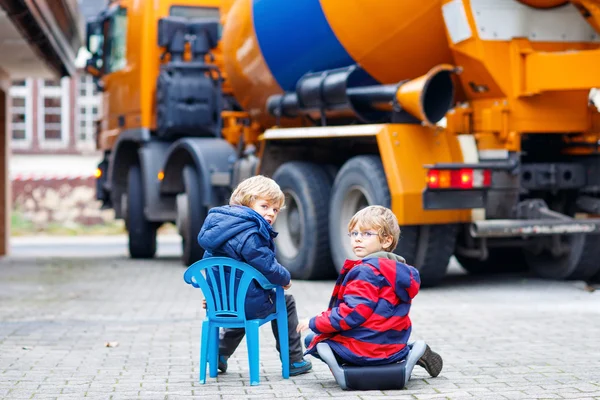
left=394, top=64, right=456, bottom=126
left=470, top=218, right=600, bottom=238
left=267, top=64, right=458, bottom=126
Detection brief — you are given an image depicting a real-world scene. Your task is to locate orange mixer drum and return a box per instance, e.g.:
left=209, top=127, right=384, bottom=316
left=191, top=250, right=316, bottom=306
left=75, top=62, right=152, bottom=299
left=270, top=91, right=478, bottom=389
left=220, top=0, right=453, bottom=125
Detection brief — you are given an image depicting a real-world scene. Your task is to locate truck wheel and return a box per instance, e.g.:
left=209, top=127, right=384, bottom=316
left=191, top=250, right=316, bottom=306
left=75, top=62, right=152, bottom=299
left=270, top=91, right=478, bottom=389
left=589, top=236, right=600, bottom=282
left=178, top=166, right=206, bottom=266
left=575, top=235, right=600, bottom=281
left=272, top=162, right=335, bottom=280
left=395, top=224, right=458, bottom=287
left=328, top=155, right=456, bottom=287
left=524, top=233, right=600, bottom=280
left=126, top=165, right=157, bottom=259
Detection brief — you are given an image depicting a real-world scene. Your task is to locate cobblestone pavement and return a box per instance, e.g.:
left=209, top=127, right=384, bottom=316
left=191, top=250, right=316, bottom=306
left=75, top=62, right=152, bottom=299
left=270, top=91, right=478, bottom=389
left=1, top=251, right=600, bottom=399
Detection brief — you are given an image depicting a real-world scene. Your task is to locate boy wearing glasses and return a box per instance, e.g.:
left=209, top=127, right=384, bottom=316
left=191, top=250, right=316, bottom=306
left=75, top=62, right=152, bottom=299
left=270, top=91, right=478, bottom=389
left=296, top=205, right=443, bottom=377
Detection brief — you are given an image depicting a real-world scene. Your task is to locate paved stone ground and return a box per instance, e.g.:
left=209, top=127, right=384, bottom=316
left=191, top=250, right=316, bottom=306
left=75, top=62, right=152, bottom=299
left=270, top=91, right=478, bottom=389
left=1, top=253, right=600, bottom=399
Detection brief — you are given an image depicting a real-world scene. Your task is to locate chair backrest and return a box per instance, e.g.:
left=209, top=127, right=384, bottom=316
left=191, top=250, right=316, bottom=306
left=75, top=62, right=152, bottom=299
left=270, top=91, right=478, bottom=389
left=184, top=257, right=275, bottom=322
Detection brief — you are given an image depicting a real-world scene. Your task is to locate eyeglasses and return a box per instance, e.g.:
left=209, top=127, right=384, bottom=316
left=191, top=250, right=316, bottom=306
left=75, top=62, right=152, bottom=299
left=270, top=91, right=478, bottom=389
left=348, top=231, right=378, bottom=239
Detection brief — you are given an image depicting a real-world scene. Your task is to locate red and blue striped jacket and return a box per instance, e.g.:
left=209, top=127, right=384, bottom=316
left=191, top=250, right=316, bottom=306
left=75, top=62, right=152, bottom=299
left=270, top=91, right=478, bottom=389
left=305, top=253, right=420, bottom=365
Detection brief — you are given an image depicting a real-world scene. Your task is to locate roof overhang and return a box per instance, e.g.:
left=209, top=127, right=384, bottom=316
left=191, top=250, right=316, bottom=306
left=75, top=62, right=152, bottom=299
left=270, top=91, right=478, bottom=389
left=0, top=0, right=83, bottom=78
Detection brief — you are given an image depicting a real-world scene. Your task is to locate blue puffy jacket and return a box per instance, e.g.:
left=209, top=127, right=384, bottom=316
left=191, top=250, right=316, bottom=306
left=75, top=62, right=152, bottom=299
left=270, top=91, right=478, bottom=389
left=197, top=205, right=291, bottom=319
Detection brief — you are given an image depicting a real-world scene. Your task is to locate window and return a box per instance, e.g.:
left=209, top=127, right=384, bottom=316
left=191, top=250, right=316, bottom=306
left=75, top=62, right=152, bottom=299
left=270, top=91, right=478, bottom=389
left=77, top=74, right=102, bottom=148
left=170, top=6, right=220, bottom=20
left=44, top=97, right=61, bottom=108
left=12, top=130, right=26, bottom=140
left=12, top=98, right=25, bottom=107
left=43, top=99, right=62, bottom=140
left=169, top=6, right=221, bottom=38
left=9, top=79, right=32, bottom=148
left=87, top=22, right=104, bottom=73
left=87, top=22, right=104, bottom=55
left=38, top=77, right=70, bottom=149
left=104, top=7, right=128, bottom=73
left=44, top=79, right=61, bottom=87
left=79, top=75, right=87, bottom=96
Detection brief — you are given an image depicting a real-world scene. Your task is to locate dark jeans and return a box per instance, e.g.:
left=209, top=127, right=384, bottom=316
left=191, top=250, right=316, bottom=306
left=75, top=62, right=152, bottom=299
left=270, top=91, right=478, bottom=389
left=219, top=294, right=305, bottom=363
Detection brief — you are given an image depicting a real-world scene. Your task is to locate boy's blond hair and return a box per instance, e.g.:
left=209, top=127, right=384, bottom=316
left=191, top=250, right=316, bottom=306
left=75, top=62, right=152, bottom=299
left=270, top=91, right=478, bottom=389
left=229, top=175, right=285, bottom=209
left=348, top=205, right=400, bottom=252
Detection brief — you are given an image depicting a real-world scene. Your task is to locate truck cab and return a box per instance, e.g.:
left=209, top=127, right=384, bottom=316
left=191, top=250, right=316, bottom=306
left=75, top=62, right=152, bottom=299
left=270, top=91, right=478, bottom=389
left=84, top=0, right=238, bottom=265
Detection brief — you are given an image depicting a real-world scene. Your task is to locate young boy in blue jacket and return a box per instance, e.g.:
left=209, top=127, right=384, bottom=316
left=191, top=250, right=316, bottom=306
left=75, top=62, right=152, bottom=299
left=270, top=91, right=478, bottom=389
left=197, top=175, right=312, bottom=376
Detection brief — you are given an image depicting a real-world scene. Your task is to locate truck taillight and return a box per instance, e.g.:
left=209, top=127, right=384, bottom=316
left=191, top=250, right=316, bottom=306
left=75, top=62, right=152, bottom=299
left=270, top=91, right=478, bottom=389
left=483, top=169, right=492, bottom=187
left=427, top=169, right=491, bottom=189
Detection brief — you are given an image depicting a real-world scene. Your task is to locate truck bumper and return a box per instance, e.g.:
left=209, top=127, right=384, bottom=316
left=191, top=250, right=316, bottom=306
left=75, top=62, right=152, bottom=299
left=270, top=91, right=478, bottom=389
left=423, top=189, right=486, bottom=210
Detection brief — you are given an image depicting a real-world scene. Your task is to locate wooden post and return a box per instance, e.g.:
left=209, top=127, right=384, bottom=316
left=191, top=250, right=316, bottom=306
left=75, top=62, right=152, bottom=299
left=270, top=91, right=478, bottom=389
left=0, top=86, right=8, bottom=256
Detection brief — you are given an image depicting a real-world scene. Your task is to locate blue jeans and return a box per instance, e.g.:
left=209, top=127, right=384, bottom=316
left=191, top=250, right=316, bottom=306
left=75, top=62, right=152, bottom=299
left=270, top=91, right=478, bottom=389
left=304, top=332, right=349, bottom=364
left=304, top=332, right=315, bottom=349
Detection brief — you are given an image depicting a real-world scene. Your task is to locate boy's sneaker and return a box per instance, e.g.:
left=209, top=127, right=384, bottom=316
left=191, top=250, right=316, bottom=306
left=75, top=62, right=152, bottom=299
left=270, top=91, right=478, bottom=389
left=416, top=345, right=443, bottom=377
left=218, top=355, right=229, bottom=373
left=289, top=358, right=312, bottom=376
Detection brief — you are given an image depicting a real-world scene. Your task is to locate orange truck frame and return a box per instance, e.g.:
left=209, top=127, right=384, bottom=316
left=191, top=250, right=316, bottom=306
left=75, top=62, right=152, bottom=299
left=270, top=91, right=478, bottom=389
left=85, top=0, right=600, bottom=286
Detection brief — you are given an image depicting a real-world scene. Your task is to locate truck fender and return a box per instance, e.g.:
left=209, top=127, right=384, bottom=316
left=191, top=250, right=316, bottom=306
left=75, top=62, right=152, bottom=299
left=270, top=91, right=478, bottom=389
left=160, top=138, right=237, bottom=207
left=106, top=129, right=151, bottom=219
left=137, top=141, right=175, bottom=222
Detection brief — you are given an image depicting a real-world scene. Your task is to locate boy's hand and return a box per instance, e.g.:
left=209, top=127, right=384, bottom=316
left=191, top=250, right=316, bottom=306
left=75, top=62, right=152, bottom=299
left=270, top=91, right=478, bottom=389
left=296, top=318, right=310, bottom=333
left=202, top=299, right=207, bottom=309
left=283, top=280, right=292, bottom=290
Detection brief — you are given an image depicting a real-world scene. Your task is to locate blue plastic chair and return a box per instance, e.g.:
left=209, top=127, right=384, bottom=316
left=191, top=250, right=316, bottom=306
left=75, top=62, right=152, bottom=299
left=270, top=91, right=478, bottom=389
left=183, top=257, right=290, bottom=386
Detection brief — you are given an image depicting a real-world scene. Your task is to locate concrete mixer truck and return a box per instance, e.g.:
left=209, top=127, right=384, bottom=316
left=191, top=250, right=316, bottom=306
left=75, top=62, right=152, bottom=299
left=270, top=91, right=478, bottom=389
left=84, top=0, right=600, bottom=286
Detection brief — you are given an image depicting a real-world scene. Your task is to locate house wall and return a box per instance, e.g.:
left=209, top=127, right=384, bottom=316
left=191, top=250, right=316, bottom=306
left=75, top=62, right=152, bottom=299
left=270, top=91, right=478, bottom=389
left=1, top=87, right=8, bottom=253
left=9, top=71, right=106, bottom=228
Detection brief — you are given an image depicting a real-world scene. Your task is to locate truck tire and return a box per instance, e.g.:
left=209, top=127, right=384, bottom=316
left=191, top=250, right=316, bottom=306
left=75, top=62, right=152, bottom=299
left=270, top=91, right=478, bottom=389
left=589, top=236, right=600, bottom=282
left=574, top=235, right=600, bottom=281
left=328, top=155, right=456, bottom=287
left=126, top=165, right=157, bottom=259
left=179, top=166, right=206, bottom=266
left=395, top=224, right=458, bottom=287
left=272, top=162, right=336, bottom=280
left=525, top=233, right=600, bottom=281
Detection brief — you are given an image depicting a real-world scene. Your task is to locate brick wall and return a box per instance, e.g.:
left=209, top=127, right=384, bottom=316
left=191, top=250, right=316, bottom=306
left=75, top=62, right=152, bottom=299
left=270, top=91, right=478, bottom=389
left=11, top=177, right=116, bottom=228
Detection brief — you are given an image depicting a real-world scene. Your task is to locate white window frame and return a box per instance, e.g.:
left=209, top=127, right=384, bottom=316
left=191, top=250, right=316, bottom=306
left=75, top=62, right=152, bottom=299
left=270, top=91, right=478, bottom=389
left=37, top=77, right=70, bottom=149
left=9, top=79, right=33, bottom=150
left=76, top=74, right=102, bottom=152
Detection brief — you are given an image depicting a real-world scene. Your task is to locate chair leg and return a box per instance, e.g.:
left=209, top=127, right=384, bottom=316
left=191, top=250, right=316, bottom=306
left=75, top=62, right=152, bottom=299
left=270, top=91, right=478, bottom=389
left=208, top=326, right=219, bottom=378
left=245, top=320, right=260, bottom=386
left=277, top=315, right=290, bottom=379
left=199, top=321, right=210, bottom=384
